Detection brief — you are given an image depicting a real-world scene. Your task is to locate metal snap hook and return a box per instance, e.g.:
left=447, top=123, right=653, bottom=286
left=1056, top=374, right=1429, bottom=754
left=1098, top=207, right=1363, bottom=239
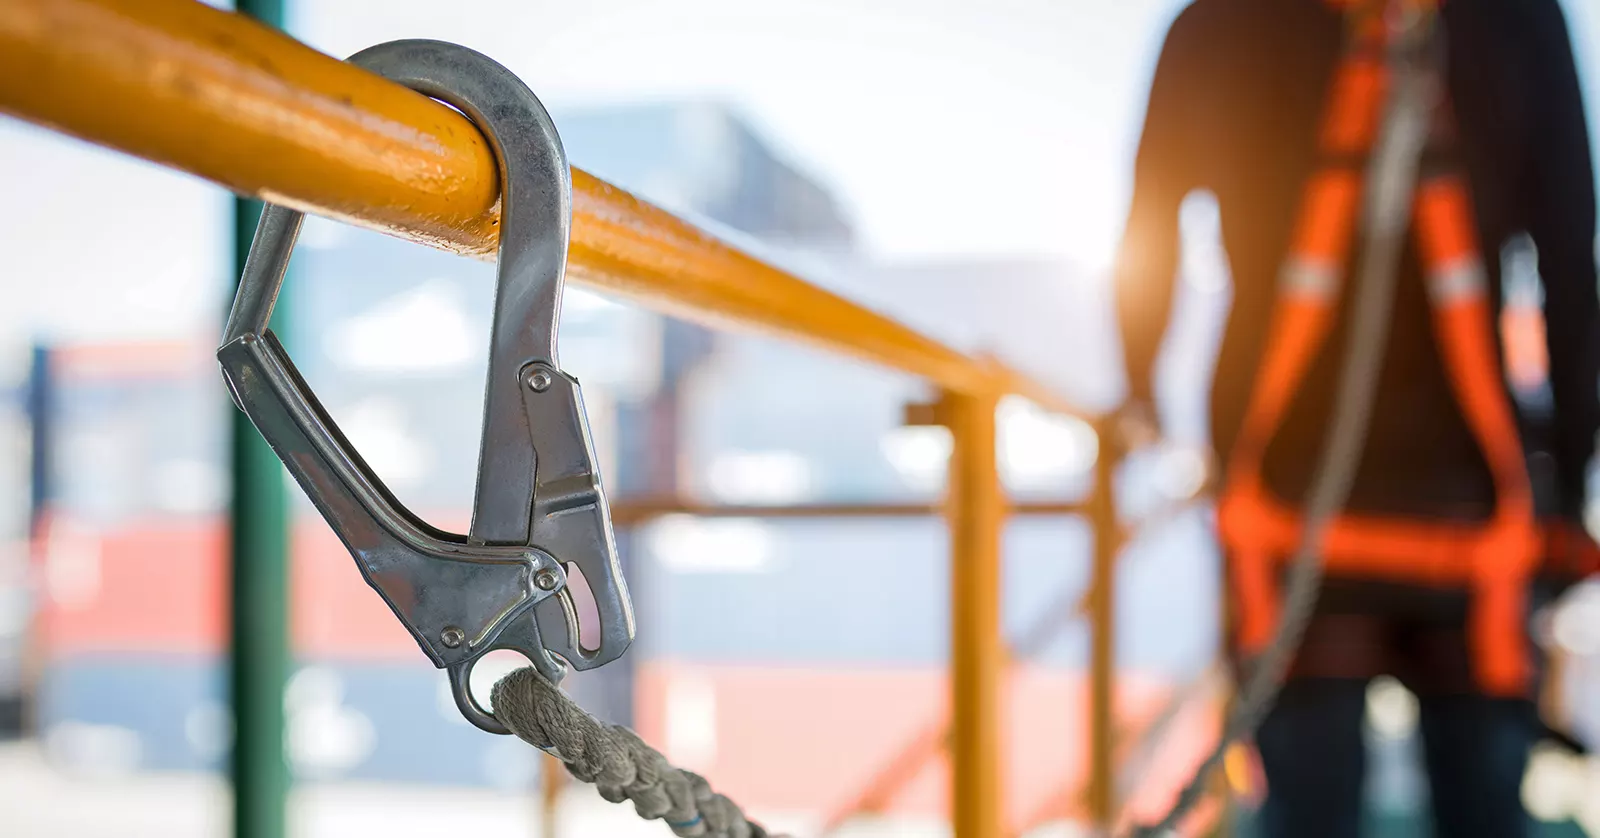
left=219, top=39, right=634, bottom=734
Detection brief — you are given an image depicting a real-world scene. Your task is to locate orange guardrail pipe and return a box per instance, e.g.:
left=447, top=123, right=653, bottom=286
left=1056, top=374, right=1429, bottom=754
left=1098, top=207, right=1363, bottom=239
left=944, top=388, right=1007, bottom=838
left=0, top=0, right=1078, bottom=414
left=0, top=4, right=1115, bottom=838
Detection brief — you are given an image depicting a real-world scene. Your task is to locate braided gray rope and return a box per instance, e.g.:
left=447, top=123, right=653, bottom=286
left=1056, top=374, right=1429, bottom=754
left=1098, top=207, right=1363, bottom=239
left=491, top=667, right=781, bottom=838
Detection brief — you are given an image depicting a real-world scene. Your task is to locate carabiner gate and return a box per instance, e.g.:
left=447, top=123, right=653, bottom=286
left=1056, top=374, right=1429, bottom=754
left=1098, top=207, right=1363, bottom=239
left=217, top=39, right=634, bottom=735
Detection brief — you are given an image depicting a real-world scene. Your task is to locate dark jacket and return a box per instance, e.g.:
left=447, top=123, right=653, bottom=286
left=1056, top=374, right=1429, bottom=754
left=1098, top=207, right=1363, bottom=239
left=1115, top=0, right=1600, bottom=524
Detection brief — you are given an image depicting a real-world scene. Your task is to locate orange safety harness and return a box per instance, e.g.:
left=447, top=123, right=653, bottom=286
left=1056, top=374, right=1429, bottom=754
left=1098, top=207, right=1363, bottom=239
left=1216, top=0, right=1556, bottom=697
left=1140, top=4, right=1599, bottom=833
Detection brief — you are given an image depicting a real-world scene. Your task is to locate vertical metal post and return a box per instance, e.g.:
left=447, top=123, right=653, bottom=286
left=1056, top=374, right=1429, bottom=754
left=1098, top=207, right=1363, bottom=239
left=20, top=344, right=53, bottom=736
left=229, top=5, right=290, bottom=838
left=25, top=345, right=51, bottom=545
left=943, top=389, right=1005, bottom=838
left=1085, top=419, right=1119, bottom=831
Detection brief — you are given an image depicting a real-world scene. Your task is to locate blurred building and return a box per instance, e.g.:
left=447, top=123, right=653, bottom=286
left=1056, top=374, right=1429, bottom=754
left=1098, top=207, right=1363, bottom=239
left=557, top=101, right=855, bottom=251
left=17, top=96, right=1599, bottom=831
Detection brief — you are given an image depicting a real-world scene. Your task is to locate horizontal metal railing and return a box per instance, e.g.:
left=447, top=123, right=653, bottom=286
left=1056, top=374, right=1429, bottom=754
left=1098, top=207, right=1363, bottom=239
left=0, top=0, right=1078, bottom=414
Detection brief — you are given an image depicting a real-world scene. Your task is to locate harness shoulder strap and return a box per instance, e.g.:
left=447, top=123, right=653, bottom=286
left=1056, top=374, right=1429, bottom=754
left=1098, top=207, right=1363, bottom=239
left=1217, top=0, right=1540, bottom=696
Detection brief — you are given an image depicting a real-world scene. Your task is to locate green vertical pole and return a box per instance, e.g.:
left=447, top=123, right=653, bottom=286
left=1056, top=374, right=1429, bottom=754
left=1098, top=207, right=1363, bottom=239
left=230, top=4, right=290, bottom=838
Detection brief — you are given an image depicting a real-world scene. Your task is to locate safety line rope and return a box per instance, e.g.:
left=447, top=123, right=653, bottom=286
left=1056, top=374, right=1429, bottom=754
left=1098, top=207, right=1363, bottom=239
left=492, top=668, right=784, bottom=838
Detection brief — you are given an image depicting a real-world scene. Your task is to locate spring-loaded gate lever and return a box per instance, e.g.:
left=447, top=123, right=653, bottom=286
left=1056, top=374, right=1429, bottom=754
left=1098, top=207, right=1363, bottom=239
left=217, top=39, right=634, bottom=736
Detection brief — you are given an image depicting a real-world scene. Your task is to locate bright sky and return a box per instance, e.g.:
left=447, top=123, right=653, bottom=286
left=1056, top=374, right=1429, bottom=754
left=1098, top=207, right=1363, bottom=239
left=295, top=0, right=1184, bottom=267
left=1, top=1, right=1598, bottom=343
left=294, top=0, right=1600, bottom=265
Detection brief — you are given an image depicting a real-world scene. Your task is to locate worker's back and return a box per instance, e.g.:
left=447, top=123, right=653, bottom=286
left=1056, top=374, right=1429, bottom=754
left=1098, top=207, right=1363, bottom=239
left=1131, top=0, right=1600, bottom=522
left=1114, top=5, right=1600, bottom=833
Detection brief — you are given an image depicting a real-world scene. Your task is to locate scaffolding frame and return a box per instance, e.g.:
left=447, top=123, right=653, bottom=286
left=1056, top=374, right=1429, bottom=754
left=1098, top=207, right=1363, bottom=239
left=0, top=1, right=1198, bottom=835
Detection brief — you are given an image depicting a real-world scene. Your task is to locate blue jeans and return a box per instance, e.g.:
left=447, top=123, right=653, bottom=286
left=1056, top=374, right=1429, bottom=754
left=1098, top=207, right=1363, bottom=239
left=1255, top=678, right=1537, bottom=838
